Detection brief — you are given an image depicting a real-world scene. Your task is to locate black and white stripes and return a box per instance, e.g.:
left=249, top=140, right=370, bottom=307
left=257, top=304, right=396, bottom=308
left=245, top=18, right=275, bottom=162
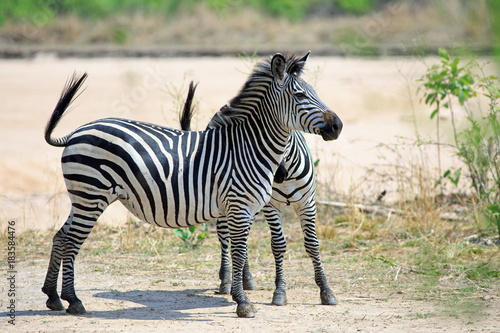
left=41, top=52, right=342, bottom=318
left=180, top=81, right=338, bottom=307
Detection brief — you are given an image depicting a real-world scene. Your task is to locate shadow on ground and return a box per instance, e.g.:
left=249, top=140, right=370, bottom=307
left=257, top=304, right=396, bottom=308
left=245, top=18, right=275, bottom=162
left=8, top=288, right=234, bottom=321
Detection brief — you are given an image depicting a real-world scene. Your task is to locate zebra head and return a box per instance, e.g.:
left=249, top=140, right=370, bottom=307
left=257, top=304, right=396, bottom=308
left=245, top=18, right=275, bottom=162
left=270, top=52, right=342, bottom=141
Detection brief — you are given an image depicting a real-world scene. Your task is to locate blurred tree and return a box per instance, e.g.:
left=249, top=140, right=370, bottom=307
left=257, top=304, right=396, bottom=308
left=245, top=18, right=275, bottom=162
left=333, top=0, right=375, bottom=15
left=485, top=0, right=500, bottom=59
left=0, top=0, right=396, bottom=24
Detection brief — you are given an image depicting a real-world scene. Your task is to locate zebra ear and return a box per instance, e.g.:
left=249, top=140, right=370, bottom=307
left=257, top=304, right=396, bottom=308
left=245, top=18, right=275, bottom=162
left=293, top=51, right=310, bottom=75
left=271, top=53, right=286, bottom=82
left=298, top=51, right=311, bottom=63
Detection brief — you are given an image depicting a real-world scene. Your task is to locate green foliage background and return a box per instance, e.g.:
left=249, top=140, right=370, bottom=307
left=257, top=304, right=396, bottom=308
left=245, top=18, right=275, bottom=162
left=0, top=0, right=388, bottom=25
left=486, top=0, right=500, bottom=59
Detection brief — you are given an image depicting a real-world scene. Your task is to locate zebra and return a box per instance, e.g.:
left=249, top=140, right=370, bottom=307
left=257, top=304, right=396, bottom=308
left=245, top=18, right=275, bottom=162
left=179, top=82, right=339, bottom=307
left=41, top=52, right=343, bottom=318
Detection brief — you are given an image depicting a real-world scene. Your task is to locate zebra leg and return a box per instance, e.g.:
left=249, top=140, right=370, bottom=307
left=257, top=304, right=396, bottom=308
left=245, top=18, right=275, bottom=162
left=217, top=217, right=256, bottom=294
left=296, top=200, right=337, bottom=305
left=242, top=257, right=257, bottom=290
left=242, top=215, right=256, bottom=291
left=42, top=213, right=73, bottom=311
left=60, top=214, right=103, bottom=313
left=43, top=191, right=109, bottom=314
left=217, top=218, right=232, bottom=294
left=227, top=210, right=256, bottom=318
left=262, top=204, right=288, bottom=306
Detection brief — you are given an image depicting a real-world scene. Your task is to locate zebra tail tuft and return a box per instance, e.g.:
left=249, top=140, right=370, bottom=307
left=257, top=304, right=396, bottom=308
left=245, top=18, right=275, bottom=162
left=179, top=81, right=198, bottom=131
left=44, top=72, right=88, bottom=147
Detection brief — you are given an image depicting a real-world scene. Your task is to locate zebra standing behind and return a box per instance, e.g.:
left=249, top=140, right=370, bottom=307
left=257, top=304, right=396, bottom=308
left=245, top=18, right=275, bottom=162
left=42, top=52, right=342, bottom=318
left=180, top=81, right=340, bottom=307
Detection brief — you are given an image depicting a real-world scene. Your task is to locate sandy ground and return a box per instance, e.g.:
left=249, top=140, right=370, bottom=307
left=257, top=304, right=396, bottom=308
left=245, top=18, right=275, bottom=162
left=1, top=55, right=499, bottom=332
left=6, top=256, right=500, bottom=333
left=0, top=54, right=439, bottom=232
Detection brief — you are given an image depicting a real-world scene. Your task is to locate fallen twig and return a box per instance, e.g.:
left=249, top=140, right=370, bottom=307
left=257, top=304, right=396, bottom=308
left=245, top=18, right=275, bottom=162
left=394, top=266, right=402, bottom=281
left=316, top=200, right=467, bottom=221
left=317, top=200, right=403, bottom=217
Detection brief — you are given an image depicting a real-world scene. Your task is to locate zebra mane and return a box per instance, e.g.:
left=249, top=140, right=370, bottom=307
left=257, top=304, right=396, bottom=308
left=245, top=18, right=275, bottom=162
left=217, top=53, right=307, bottom=124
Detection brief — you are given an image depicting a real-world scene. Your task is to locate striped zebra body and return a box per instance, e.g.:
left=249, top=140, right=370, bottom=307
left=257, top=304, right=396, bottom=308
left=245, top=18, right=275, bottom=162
left=42, top=53, right=342, bottom=318
left=181, top=86, right=337, bottom=307
left=62, top=118, right=232, bottom=228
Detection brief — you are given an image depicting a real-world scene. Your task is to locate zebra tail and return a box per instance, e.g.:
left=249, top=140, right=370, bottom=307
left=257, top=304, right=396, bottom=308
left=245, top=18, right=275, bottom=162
left=179, top=81, right=198, bottom=131
left=44, top=72, right=88, bottom=147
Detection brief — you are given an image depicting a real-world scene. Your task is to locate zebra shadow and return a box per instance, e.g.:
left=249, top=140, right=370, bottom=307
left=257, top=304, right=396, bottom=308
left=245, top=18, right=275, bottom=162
left=89, top=288, right=233, bottom=320
left=4, top=289, right=233, bottom=322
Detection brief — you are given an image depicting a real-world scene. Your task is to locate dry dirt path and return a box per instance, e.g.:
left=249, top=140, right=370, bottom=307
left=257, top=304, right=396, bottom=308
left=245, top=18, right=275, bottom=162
left=4, top=256, right=499, bottom=332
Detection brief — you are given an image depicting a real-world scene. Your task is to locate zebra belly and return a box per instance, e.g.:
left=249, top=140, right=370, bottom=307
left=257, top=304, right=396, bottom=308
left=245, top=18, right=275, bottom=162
left=117, top=178, right=222, bottom=228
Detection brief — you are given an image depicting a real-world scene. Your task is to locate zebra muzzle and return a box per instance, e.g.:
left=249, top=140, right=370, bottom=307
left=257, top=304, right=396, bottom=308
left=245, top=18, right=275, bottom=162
left=319, top=110, right=343, bottom=141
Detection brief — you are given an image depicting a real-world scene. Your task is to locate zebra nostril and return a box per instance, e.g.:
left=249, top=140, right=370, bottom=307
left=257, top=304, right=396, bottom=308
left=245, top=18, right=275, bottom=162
left=332, top=117, right=343, bottom=133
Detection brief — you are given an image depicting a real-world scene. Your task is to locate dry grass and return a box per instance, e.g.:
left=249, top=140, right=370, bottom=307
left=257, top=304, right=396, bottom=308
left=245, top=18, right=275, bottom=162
left=0, top=2, right=493, bottom=55
left=306, top=125, right=500, bottom=303
left=5, top=210, right=496, bottom=282
left=0, top=185, right=498, bottom=325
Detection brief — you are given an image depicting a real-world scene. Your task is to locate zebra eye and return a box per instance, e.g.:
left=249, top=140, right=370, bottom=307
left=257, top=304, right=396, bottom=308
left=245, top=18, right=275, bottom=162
left=294, top=91, right=306, bottom=99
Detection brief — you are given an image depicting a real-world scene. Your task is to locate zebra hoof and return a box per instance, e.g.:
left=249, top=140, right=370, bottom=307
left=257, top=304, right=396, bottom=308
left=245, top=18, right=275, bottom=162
left=243, top=278, right=257, bottom=290
left=218, top=283, right=231, bottom=294
left=42, top=287, right=65, bottom=311
left=236, top=302, right=256, bottom=318
left=320, top=290, right=337, bottom=305
left=271, top=290, right=287, bottom=306
left=46, top=297, right=65, bottom=311
left=66, top=301, right=87, bottom=315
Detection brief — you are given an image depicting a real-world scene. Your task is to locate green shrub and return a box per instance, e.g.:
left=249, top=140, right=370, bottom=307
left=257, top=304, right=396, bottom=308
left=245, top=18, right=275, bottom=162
left=419, top=48, right=500, bottom=236
left=174, top=224, right=208, bottom=249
